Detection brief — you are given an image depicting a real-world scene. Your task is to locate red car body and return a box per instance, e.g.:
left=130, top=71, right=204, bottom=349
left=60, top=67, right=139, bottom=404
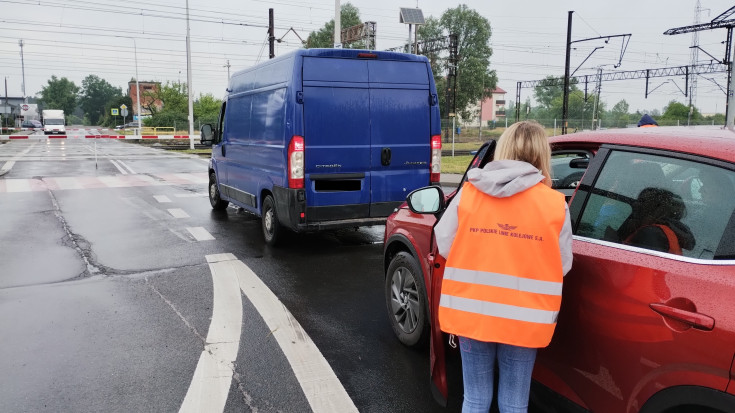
left=383, top=126, right=735, bottom=412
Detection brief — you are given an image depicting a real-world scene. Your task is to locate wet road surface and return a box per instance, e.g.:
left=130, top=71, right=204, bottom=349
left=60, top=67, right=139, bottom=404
left=0, top=139, right=466, bottom=412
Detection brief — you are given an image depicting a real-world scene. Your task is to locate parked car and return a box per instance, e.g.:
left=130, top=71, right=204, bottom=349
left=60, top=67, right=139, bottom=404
left=383, top=126, right=735, bottom=412
left=21, top=120, right=42, bottom=130
left=115, top=122, right=139, bottom=130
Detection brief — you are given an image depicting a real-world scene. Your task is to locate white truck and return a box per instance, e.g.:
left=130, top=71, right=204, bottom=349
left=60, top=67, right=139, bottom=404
left=42, top=109, right=66, bottom=135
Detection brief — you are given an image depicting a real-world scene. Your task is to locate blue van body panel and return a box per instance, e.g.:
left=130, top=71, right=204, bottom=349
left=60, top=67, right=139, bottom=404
left=210, top=49, right=441, bottom=232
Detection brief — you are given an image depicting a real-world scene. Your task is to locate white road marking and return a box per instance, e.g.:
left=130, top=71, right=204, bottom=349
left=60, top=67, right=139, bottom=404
left=0, top=142, right=37, bottom=175
left=179, top=254, right=243, bottom=413
left=50, top=177, right=84, bottom=190
left=154, top=195, right=172, bottom=203
left=167, top=208, right=190, bottom=218
left=117, top=160, right=136, bottom=174
left=233, top=255, right=358, bottom=413
left=98, top=175, right=127, bottom=187
left=5, top=179, right=32, bottom=192
left=186, top=227, right=214, bottom=241
left=109, top=159, right=128, bottom=175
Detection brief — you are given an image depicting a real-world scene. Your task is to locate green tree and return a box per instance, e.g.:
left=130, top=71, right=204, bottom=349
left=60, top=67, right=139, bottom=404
left=142, top=81, right=187, bottom=115
left=661, top=100, right=701, bottom=124
left=194, top=93, right=222, bottom=125
left=607, top=99, right=631, bottom=127
left=418, top=5, right=497, bottom=120
left=306, top=3, right=363, bottom=48
left=38, top=75, right=79, bottom=117
left=79, top=75, right=122, bottom=126
left=100, top=95, right=133, bottom=127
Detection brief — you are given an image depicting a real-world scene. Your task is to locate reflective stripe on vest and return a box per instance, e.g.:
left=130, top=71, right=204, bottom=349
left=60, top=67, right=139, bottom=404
left=440, top=294, right=559, bottom=325
left=438, top=181, right=566, bottom=348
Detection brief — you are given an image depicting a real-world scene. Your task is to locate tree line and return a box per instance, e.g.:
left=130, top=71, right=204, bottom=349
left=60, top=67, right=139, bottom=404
left=36, top=75, right=221, bottom=129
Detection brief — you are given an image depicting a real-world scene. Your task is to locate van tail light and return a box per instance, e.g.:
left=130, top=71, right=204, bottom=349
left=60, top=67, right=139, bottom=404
left=288, top=135, right=305, bottom=189
left=430, top=135, right=441, bottom=184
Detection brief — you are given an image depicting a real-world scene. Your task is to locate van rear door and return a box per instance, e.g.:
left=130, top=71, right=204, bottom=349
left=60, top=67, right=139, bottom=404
left=301, top=55, right=433, bottom=222
left=367, top=59, right=432, bottom=217
left=302, top=57, right=372, bottom=222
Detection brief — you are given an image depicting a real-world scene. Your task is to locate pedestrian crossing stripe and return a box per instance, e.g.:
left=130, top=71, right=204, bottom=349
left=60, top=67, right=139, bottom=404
left=0, top=172, right=208, bottom=193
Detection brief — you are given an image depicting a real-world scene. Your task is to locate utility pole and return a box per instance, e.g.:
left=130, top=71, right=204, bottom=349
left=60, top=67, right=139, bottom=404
left=562, top=11, right=573, bottom=135
left=269, top=9, right=275, bottom=59
left=688, top=1, right=702, bottom=126
left=224, top=60, right=231, bottom=80
left=19, top=39, right=26, bottom=103
left=185, top=0, right=194, bottom=149
left=334, top=0, right=341, bottom=48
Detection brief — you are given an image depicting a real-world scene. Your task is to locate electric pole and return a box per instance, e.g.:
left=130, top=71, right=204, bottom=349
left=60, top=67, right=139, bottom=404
left=19, top=39, right=26, bottom=103
left=224, top=60, right=231, bottom=80
left=562, top=12, right=573, bottom=135
left=269, top=9, right=275, bottom=59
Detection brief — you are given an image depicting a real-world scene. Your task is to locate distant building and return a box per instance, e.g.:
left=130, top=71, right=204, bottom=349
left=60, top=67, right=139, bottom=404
left=128, top=81, right=162, bottom=117
left=1, top=97, right=39, bottom=127
left=466, top=87, right=507, bottom=127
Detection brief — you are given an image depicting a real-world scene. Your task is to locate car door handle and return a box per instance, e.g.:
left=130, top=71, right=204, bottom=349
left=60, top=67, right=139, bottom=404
left=221, top=145, right=226, bottom=157
left=649, top=303, right=715, bottom=331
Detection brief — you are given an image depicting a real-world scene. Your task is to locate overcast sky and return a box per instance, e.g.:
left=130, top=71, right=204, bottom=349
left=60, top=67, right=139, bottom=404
left=1, top=0, right=734, bottom=115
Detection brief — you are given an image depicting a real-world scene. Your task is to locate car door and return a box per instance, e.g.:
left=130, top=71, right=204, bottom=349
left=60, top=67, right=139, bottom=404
left=535, top=146, right=735, bottom=413
left=212, top=101, right=230, bottom=197
left=427, top=140, right=496, bottom=405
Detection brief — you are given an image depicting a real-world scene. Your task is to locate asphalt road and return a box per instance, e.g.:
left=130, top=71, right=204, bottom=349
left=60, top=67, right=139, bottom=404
left=0, top=137, right=466, bottom=413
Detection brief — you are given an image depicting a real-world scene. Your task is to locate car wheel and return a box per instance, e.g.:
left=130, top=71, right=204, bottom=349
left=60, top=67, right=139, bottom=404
left=261, top=194, right=281, bottom=246
left=560, top=171, right=584, bottom=188
left=385, top=251, right=429, bottom=348
left=209, top=172, right=229, bottom=211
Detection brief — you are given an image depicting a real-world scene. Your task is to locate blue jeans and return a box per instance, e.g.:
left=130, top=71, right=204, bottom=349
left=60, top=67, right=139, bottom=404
left=459, top=337, right=537, bottom=413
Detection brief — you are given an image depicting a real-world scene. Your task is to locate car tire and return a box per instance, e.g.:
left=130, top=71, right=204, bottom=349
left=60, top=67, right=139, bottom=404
left=560, top=171, right=584, bottom=188
left=261, top=194, right=281, bottom=246
left=209, top=172, right=229, bottom=211
left=385, top=251, right=429, bottom=348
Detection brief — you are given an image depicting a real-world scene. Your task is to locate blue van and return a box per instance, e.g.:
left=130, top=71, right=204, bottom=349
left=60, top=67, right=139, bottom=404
left=200, top=48, right=442, bottom=245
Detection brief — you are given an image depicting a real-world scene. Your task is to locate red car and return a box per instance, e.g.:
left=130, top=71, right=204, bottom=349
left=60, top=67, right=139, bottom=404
left=383, top=126, right=735, bottom=412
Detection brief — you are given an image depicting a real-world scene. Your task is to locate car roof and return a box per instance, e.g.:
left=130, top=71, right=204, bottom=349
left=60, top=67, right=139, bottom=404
left=549, top=126, right=735, bottom=163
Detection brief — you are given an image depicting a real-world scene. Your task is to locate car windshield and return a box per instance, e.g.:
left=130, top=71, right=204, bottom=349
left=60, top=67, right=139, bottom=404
left=44, top=119, right=64, bottom=125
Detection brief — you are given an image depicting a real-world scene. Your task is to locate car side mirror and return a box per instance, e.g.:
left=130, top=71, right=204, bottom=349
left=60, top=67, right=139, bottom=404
left=570, top=157, right=589, bottom=168
left=200, top=124, right=214, bottom=146
left=406, top=186, right=445, bottom=214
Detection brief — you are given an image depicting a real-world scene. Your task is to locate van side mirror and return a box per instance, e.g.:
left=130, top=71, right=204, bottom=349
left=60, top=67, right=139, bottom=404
left=407, top=186, right=445, bottom=214
left=200, top=124, right=214, bottom=146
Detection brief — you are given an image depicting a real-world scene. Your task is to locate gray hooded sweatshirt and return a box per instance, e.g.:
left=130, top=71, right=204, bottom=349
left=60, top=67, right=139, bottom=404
left=435, top=159, right=574, bottom=276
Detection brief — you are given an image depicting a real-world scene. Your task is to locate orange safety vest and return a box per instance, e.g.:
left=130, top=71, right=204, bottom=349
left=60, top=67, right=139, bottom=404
left=438, top=181, right=567, bottom=348
left=623, top=224, right=682, bottom=255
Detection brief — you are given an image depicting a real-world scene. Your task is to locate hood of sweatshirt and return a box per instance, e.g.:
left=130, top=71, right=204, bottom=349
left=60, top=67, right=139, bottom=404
left=465, top=159, right=545, bottom=198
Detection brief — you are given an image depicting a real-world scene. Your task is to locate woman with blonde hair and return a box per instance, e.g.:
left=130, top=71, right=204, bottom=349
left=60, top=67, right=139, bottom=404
left=435, top=120, right=573, bottom=412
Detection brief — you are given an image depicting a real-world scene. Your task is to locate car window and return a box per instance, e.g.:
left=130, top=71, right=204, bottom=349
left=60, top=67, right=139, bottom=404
left=576, top=150, right=735, bottom=260
left=551, top=151, right=591, bottom=200
left=458, top=140, right=496, bottom=187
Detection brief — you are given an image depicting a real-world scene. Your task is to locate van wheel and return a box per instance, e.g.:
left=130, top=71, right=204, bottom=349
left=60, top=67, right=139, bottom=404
left=261, top=194, right=281, bottom=246
left=209, top=172, right=229, bottom=210
left=385, top=251, right=429, bottom=348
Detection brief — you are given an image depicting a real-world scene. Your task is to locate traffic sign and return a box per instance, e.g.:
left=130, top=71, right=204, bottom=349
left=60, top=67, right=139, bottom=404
left=21, top=104, right=29, bottom=111
left=121, top=108, right=129, bottom=117
left=120, top=104, right=127, bottom=110
left=111, top=108, right=119, bottom=116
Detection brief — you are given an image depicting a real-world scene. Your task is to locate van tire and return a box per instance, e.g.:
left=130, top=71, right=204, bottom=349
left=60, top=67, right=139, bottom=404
left=385, top=251, right=429, bottom=348
left=261, top=194, right=281, bottom=246
left=209, top=172, right=229, bottom=211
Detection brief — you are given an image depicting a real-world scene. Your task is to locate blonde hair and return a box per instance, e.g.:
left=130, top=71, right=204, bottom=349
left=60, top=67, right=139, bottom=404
left=494, top=120, right=552, bottom=186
